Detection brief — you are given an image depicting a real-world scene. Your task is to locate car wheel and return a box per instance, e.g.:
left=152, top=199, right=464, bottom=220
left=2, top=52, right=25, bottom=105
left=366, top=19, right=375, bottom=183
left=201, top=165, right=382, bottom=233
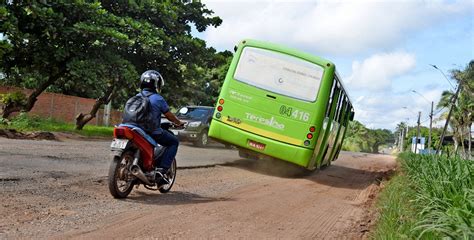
left=194, top=129, right=209, bottom=147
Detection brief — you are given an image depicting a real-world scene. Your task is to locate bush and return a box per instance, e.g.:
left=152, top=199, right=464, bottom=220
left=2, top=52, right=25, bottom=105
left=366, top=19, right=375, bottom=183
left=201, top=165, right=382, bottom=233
left=0, top=114, right=113, bottom=137
left=0, top=91, right=27, bottom=106
left=9, top=112, right=42, bottom=129
left=374, top=153, right=474, bottom=239
left=400, top=153, right=473, bottom=239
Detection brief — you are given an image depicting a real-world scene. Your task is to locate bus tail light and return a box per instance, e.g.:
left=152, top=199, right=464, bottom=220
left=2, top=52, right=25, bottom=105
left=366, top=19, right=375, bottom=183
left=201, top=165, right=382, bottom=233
left=219, top=98, right=225, bottom=105
left=217, top=106, right=223, bottom=112
left=309, top=126, right=315, bottom=132
left=306, top=133, right=313, bottom=139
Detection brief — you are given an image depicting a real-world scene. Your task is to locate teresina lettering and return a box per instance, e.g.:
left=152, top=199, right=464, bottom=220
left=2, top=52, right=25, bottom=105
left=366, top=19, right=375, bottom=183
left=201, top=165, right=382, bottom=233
left=245, top=113, right=285, bottom=130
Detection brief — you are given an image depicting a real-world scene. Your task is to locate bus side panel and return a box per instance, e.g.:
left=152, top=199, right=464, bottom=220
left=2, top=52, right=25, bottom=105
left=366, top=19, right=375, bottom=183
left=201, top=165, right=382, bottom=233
left=314, top=87, right=341, bottom=168
left=334, top=110, right=352, bottom=160
left=308, top=117, right=329, bottom=170
left=328, top=104, right=349, bottom=162
left=329, top=125, right=345, bottom=162
left=321, top=121, right=339, bottom=166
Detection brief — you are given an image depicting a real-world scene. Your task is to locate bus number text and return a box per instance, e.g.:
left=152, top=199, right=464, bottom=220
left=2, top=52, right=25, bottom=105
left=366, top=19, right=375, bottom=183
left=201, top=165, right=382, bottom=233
left=279, top=105, right=310, bottom=122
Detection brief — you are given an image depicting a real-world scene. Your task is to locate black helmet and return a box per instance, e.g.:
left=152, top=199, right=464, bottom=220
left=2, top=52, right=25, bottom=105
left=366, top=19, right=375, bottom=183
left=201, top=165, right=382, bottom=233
left=140, top=70, right=164, bottom=91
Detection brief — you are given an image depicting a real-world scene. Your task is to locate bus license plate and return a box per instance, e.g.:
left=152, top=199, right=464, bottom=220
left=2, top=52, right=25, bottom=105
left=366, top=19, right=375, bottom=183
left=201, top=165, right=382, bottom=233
left=110, top=139, right=129, bottom=149
left=248, top=140, right=265, bottom=150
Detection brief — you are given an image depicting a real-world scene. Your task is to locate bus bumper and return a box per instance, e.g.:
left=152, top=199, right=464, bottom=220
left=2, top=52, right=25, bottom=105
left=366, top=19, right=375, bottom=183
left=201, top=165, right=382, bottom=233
left=209, top=120, right=314, bottom=169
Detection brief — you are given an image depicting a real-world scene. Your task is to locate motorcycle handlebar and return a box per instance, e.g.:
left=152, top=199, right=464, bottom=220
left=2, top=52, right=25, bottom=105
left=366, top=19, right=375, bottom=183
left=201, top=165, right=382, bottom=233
left=160, top=121, right=186, bottom=130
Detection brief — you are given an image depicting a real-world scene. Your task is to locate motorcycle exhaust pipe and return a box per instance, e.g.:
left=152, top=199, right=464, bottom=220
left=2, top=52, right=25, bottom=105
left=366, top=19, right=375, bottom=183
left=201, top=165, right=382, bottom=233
left=129, top=150, right=154, bottom=186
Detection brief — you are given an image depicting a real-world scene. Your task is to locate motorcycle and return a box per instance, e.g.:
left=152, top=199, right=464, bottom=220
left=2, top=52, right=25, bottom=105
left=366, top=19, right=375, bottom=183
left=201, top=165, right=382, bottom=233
left=108, top=122, right=179, bottom=198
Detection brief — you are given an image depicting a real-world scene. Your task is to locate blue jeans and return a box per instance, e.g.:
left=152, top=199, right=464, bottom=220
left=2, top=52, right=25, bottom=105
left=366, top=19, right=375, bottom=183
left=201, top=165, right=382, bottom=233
left=151, top=130, right=179, bottom=170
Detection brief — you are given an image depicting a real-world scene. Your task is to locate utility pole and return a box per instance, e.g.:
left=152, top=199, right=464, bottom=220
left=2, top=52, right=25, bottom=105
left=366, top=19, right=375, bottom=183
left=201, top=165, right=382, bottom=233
left=437, top=84, right=462, bottom=154
left=428, top=101, right=433, bottom=153
left=398, top=131, right=402, bottom=151
left=411, top=90, right=434, bottom=154
left=415, top=111, right=421, bottom=154
left=400, top=128, right=404, bottom=152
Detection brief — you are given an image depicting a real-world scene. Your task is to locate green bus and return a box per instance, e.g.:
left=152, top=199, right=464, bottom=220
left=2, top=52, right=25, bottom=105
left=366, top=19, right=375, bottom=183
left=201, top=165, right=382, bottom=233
left=209, top=39, right=354, bottom=170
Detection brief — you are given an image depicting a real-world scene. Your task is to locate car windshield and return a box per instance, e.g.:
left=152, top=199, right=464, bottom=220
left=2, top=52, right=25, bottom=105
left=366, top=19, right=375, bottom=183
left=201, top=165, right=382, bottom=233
left=176, top=107, right=211, bottom=120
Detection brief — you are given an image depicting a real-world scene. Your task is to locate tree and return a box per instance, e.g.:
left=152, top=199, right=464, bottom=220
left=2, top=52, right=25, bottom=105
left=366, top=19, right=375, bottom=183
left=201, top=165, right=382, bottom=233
left=98, top=1, right=222, bottom=106
left=342, top=120, right=394, bottom=153
left=179, top=50, right=233, bottom=106
left=0, top=1, right=223, bottom=130
left=1, top=2, right=139, bottom=118
left=342, top=120, right=370, bottom=152
left=367, top=129, right=394, bottom=153
left=437, top=61, right=474, bottom=158
left=72, top=53, right=138, bottom=129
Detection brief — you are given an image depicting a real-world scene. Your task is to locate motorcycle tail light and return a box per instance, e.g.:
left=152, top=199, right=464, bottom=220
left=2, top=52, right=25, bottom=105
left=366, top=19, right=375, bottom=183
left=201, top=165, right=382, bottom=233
left=114, top=128, right=124, bottom=138
left=114, top=128, right=134, bottom=139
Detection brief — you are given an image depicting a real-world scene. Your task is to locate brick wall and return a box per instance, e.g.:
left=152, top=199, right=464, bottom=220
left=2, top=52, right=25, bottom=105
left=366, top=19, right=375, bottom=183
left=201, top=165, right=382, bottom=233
left=0, top=86, right=122, bottom=126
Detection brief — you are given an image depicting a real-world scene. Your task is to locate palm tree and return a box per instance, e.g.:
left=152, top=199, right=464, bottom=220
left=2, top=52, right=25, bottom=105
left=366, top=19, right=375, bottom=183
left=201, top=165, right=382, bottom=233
left=437, top=61, right=474, bottom=159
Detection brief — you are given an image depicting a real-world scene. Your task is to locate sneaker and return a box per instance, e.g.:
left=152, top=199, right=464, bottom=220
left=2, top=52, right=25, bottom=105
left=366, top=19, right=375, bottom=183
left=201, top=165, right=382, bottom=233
left=155, top=168, right=170, bottom=185
left=157, top=178, right=170, bottom=187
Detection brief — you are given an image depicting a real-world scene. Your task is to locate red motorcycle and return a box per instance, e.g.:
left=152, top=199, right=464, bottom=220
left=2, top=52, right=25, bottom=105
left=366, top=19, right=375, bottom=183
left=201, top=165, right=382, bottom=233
left=108, top=122, right=178, bottom=198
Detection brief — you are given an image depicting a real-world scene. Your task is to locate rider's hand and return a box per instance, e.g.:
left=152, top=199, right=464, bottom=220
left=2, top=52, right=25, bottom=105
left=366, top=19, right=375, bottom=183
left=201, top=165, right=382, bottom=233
left=175, top=121, right=185, bottom=127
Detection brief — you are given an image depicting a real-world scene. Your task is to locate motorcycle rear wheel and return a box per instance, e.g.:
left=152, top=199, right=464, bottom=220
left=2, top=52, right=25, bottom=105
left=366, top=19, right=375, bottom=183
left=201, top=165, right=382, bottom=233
left=108, top=151, right=135, bottom=198
left=159, top=158, right=177, bottom=193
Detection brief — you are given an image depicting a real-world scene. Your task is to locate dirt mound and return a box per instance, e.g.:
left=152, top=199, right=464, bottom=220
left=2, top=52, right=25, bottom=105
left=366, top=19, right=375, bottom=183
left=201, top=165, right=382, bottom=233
left=0, top=129, right=57, bottom=140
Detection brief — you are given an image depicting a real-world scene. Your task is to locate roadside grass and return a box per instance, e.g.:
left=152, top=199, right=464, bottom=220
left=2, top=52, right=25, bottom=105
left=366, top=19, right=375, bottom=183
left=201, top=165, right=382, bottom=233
left=372, top=153, right=473, bottom=239
left=0, top=113, right=113, bottom=137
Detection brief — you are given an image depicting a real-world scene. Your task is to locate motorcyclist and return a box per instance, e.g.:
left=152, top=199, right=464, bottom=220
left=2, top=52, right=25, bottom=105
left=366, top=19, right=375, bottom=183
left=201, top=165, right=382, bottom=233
left=136, top=70, right=184, bottom=181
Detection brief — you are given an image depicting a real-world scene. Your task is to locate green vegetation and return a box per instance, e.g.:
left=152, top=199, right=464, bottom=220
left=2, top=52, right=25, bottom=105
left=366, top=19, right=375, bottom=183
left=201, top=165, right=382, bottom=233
left=394, top=124, right=443, bottom=152
left=392, top=61, right=473, bottom=159
left=436, top=61, right=473, bottom=159
left=0, top=113, right=113, bottom=137
left=372, top=153, right=473, bottom=239
left=0, top=1, right=230, bottom=129
left=342, top=120, right=394, bottom=153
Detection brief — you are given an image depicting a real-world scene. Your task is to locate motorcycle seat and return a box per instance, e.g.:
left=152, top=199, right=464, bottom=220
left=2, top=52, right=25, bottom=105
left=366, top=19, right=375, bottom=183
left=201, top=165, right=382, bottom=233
left=118, top=124, right=157, bottom=147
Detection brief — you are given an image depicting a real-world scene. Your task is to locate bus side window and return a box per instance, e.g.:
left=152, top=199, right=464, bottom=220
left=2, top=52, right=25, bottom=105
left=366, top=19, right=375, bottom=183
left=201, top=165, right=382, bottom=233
left=342, top=101, right=350, bottom=126
left=336, top=97, right=347, bottom=123
left=333, top=89, right=344, bottom=121
left=341, top=100, right=350, bottom=126
left=325, top=79, right=337, bottom=117
left=349, top=107, right=355, bottom=121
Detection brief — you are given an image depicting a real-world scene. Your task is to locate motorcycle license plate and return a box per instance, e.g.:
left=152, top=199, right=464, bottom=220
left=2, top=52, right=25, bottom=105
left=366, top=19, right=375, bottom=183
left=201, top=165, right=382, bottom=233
left=110, top=139, right=129, bottom=149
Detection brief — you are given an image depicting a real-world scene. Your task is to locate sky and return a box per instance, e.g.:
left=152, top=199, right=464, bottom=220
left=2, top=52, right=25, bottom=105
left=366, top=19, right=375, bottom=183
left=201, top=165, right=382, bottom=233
left=194, top=0, right=473, bottom=130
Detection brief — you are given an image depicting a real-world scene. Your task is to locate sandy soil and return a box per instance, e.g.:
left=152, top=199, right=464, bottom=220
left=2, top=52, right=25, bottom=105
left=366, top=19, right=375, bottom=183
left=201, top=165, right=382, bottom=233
left=0, top=136, right=397, bottom=239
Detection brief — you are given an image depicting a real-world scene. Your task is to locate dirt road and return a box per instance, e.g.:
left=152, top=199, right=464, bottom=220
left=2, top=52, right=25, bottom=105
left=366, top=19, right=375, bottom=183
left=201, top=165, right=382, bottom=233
left=0, top=136, right=396, bottom=239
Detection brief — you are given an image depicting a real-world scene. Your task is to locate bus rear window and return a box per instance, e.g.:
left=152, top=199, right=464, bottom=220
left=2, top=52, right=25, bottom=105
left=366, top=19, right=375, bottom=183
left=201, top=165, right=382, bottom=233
left=234, top=47, right=324, bottom=102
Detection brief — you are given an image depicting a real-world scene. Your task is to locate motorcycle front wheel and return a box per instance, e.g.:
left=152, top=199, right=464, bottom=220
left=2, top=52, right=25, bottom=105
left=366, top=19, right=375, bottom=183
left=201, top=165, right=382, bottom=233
left=108, top=151, right=135, bottom=198
left=159, top=158, right=177, bottom=193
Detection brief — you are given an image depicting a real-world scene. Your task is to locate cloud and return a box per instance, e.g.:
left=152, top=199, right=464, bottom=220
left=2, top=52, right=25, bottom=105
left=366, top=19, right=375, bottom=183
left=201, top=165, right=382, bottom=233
left=352, top=87, right=445, bottom=130
left=202, top=0, right=471, bottom=55
left=345, top=51, right=416, bottom=91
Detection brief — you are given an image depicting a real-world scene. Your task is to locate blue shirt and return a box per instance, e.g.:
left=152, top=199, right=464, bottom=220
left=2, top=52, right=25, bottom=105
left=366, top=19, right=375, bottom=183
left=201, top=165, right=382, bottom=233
left=140, top=89, right=170, bottom=134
